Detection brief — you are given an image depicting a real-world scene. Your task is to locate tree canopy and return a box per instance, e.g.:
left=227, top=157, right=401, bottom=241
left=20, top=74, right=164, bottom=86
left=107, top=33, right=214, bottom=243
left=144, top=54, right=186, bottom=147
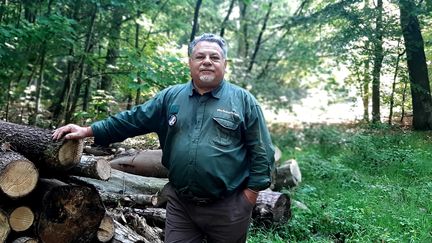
left=0, top=0, right=431, bottom=128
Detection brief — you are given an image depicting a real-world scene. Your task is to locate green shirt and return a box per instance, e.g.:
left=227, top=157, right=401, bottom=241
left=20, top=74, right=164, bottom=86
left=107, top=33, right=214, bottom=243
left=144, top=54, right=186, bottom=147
left=91, top=80, right=275, bottom=199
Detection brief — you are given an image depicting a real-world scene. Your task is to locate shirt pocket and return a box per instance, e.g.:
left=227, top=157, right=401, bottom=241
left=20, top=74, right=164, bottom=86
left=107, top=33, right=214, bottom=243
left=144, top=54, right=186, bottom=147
left=212, top=115, right=241, bottom=147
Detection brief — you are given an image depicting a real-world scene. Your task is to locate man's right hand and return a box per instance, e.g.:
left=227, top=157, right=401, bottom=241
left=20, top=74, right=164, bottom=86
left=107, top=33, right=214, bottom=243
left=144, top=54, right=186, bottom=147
left=52, top=124, right=93, bottom=140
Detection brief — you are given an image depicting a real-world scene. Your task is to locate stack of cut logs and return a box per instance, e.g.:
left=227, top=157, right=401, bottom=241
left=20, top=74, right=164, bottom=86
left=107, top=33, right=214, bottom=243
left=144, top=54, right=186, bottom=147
left=0, top=120, right=299, bottom=243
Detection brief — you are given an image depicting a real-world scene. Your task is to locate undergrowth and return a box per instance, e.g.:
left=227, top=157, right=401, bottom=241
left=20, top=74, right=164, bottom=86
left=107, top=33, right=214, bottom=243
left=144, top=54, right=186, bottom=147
left=248, top=123, right=432, bottom=242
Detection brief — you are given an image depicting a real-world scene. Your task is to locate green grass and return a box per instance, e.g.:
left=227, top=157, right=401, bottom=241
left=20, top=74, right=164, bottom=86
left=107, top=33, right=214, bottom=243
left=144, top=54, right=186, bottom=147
left=248, top=124, right=432, bottom=242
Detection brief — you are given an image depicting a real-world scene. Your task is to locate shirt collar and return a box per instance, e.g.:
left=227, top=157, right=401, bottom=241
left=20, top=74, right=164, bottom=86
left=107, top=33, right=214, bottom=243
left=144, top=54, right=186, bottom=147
left=188, top=80, right=225, bottom=99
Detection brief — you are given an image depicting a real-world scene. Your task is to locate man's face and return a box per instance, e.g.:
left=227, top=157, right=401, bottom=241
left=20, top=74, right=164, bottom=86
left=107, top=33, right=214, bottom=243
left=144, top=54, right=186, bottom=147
left=189, top=41, right=227, bottom=92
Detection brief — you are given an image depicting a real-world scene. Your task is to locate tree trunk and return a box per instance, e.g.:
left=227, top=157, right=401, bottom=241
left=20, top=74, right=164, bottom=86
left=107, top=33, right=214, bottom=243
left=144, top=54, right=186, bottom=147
left=388, top=42, right=404, bottom=125
left=371, top=0, right=383, bottom=123
left=400, top=79, right=408, bottom=123
left=35, top=178, right=105, bottom=243
left=111, top=208, right=163, bottom=243
left=71, top=169, right=168, bottom=197
left=110, top=220, right=150, bottom=243
left=22, top=0, right=36, bottom=23
left=51, top=48, right=75, bottom=125
left=252, top=190, right=291, bottom=225
left=0, top=121, right=84, bottom=171
left=237, top=0, right=249, bottom=58
left=97, top=214, right=115, bottom=243
left=100, top=192, right=166, bottom=208
left=129, top=207, right=166, bottom=228
left=248, top=1, right=272, bottom=72
left=110, top=149, right=168, bottom=178
left=11, top=237, right=38, bottom=243
left=190, top=0, right=202, bottom=42
left=134, top=10, right=142, bottom=107
left=0, top=208, right=10, bottom=242
left=219, top=0, right=235, bottom=37
left=67, top=2, right=98, bottom=122
left=100, top=6, right=123, bottom=92
left=8, top=206, right=34, bottom=232
left=399, top=0, right=432, bottom=130
left=67, top=155, right=112, bottom=180
left=273, top=159, right=302, bottom=191
left=30, top=45, right=46, bottom=125
left=362, top=41, right=371, bottom=122
left=0, top=150, right=38, bottom=199
left=0, top=0, right=6, bottom=23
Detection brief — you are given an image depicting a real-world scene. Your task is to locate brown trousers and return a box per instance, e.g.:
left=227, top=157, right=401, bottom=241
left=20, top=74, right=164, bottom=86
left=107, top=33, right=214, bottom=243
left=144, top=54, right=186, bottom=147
left=164, top=184, right=254, bottom=243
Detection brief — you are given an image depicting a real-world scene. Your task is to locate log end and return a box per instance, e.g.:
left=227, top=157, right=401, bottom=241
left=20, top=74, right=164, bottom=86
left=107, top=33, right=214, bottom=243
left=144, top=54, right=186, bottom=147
left=96, top=159, right=112, bottom=181
left=11, top=237, right=38, bottom=243
left=289, top=159, right=302, bottom=184
left=9, top=206, right=34, bottom=232
left=97, top=215, right=115, bottom=242
left=0, top=209, right=10, bottom=242
left=37, top=184, right=105, bottom=243
left=0, top=160, right=38, bottom=198
left=58, top=139, right=84, bottom=169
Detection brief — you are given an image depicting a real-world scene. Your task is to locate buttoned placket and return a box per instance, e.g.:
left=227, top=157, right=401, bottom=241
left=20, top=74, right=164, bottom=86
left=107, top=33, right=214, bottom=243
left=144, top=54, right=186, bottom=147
left=188, top=93, right=211, bottom=190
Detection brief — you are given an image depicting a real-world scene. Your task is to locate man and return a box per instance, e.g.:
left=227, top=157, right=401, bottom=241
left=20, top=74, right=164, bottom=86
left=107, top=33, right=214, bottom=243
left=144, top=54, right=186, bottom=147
left=52, top=33, right=275, bottom=243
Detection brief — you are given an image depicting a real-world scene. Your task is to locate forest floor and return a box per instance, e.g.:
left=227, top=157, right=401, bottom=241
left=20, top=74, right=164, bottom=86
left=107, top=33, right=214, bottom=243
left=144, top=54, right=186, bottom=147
left=248, top=122, right=432, bottom=242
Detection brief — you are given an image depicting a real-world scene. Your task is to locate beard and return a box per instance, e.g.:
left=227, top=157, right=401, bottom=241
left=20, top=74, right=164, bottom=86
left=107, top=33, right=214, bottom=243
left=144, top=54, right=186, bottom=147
left=199, top=75, right=215, bottom=83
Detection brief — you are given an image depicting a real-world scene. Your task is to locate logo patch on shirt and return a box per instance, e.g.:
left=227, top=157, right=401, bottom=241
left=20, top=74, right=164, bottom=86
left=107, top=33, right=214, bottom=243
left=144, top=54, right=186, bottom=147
left=216, top=108, right=240, bottom=118
left=168, top=114, right=177, bottom=126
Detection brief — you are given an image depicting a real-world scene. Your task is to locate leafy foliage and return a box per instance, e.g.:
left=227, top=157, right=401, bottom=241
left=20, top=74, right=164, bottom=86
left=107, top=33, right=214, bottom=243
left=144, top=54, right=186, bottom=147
left=250, top=124, right=432, bottom=242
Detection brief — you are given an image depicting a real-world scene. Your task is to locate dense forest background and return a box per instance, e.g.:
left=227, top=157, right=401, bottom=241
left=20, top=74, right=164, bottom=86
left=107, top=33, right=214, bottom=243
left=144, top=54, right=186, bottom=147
left=1, top=1, right=432, bottom=242
left=0, top=0, right=431, bottom=128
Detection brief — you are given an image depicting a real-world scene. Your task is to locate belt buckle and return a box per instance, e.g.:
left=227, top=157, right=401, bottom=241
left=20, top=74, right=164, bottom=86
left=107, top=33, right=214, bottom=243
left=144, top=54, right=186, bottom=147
left=193, top=197, right=211, bottom=206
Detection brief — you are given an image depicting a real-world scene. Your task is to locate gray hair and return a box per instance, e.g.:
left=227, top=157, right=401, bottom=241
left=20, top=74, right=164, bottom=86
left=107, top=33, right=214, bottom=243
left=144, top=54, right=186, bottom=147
left=188, top=33, right=228, bottom=58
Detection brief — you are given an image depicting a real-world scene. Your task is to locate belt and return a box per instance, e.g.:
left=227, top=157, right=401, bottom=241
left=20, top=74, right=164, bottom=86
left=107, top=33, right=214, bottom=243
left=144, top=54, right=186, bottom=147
left=174, top=187, right=242, bottom=206
left=175, top=189, right=217, bottom=206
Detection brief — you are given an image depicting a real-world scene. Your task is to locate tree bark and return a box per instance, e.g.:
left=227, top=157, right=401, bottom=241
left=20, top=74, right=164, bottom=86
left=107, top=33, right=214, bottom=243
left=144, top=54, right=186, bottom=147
left=0, top=150, right=38, bottom=199
left=11, top=237, right=38, bottom=243
left=110, top=208, right=163, bottom=243
left=219, top=0, right=235, bottom=37
left=400, top=79, right=408, bottom=123
left=0, top=208, right=10, bottom=242
left=252, top=190, right=291, bottom=225
left=237, top=0, right=249, bottom=58
left=190, top=0, right=202, bottom=42
left=362, top=41, right=371, bottom=122
left=371, top=0, right=383, bottom=123
left=248, top=1, right=272, bottom=72
left=110, top=149, right=168, bottom=178
left=51, top=48, right=75, bottom=125
left=69, top=155, right=111, bottom=181
left=130, top=207, right=166, bottom=228
left=71, top=169, right=168, bottom=197
left=66, top=2, right=98, bottom=122
left=273, top=159, right=302, bottom=191
left=0, top=121, right=84, bottom=171
left=399, top=0, right=432, bottom=130
left=111, top=219, right=149, bottom=243
left=35, top=178, right=105, bottom=243
left=388, top=42, right=404, bottom=125
left=100, top=6, right=123, bottom=92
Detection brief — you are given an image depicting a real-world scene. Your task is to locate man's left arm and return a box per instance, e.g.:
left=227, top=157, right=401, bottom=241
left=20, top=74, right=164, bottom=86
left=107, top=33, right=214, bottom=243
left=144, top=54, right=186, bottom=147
left=244, top=103, right=275, bottom=202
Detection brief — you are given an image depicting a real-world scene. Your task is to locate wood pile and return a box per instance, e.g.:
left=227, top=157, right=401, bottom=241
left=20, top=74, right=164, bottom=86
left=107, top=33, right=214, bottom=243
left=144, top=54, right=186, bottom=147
left=0, top=120, right=299, bottom=242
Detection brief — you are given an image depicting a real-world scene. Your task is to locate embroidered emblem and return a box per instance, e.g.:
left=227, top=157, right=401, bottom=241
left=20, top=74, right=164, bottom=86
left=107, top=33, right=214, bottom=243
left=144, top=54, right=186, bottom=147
left=216, top=108, right=240, bottom=118
left=168, top=114, right=177, bottom=126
